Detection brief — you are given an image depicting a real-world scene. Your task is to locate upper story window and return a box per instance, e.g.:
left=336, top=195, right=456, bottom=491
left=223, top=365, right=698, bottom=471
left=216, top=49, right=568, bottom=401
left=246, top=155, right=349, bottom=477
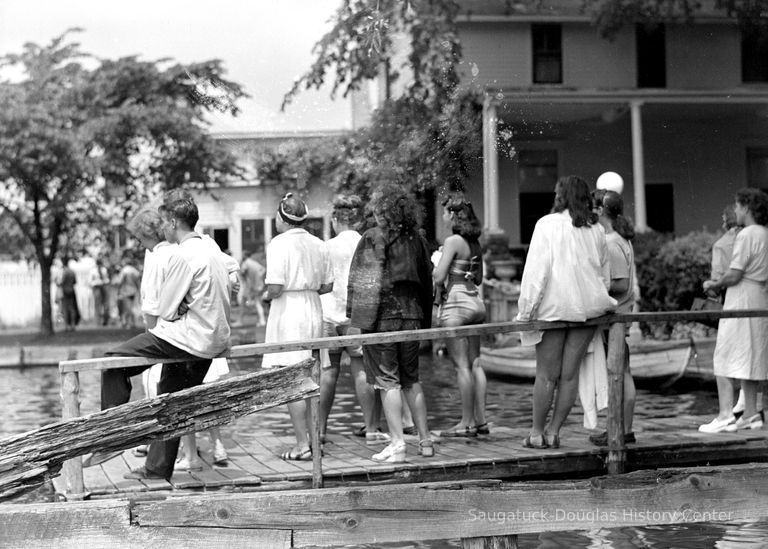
left=636, top=24, right=666, bottom=88
left=742, top=24, right=768, bottom=83
left=532, top=24, right=562, bottom=84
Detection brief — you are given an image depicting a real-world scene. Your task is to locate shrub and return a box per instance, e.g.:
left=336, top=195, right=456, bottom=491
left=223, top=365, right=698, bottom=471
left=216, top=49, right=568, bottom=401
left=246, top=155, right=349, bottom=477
left=634, top=229, right=719, bottom=338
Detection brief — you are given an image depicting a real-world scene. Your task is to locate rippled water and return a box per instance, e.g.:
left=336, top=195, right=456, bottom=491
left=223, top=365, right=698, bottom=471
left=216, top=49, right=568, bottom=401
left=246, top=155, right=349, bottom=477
left=2, top=354, right=767, bottom=548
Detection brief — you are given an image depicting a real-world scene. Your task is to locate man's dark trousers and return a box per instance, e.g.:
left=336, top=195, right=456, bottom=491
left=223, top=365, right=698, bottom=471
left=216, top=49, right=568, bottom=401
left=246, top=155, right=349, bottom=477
left=103, top=332, right=211, bottom=479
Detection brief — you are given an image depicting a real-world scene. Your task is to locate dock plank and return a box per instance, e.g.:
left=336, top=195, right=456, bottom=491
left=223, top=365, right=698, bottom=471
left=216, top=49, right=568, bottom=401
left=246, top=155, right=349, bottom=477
left=56, top=414, right=768, bottom=499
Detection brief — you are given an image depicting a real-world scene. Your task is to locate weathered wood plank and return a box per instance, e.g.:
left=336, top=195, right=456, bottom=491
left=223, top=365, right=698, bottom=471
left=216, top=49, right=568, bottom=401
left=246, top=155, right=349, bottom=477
left=0, top=360, right=317, bottom=501
left=0, top=500, right=291, bottom=548
left=130, top=465, right=768, bottom=546
left=58, top=310, right=768, bottom=374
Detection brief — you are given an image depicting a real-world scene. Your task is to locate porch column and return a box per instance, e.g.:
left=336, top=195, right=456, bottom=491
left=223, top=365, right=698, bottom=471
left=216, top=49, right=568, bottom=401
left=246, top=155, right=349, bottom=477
left=630, top=100, right=648, bottom=231
left=483, top=95, right=500, bottom=230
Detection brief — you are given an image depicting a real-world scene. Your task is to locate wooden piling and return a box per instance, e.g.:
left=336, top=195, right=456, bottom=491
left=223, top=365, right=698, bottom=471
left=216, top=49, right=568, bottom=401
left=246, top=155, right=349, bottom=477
left=310, top=354, right=323, bottom=489
left=59, top=371, right=85, bottom=499
left=606, top=321, right=627, bottom=475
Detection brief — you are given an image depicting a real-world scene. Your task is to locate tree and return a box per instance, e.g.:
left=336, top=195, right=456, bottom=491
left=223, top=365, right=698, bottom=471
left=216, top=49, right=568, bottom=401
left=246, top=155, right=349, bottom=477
left=0, top=30, right=247, bottom=335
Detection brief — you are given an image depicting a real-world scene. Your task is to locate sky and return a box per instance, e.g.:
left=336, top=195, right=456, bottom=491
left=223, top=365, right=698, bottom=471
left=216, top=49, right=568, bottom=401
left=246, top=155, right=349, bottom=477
left=0, top=0, right=352, bottom=134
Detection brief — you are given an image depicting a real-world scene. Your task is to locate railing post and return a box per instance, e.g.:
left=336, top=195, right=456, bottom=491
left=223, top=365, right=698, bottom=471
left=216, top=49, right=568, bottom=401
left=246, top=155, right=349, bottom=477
left=606, top=321, right=627, bottom=475
left=59, top=370, right=86, bottom=499
left=309, top=354, right=323, bottom=489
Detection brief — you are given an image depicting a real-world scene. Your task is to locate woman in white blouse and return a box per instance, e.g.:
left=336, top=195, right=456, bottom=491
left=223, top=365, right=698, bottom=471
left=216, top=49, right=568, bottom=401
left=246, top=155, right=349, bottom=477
left=701, top=188, right=768, bottom=433
left=516, top=176, right=616, bottom=449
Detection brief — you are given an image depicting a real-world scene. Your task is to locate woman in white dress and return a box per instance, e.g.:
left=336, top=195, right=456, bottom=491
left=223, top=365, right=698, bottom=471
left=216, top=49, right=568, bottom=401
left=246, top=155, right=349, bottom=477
left=700, top=188, right=768, bottom=433
left=516, top=175, right=616, bottom=449
left=262, top=193, right=333, bottom=460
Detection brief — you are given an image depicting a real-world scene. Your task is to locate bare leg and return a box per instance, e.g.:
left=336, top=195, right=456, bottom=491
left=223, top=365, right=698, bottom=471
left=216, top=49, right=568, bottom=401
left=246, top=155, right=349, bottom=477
left=253, top=300, right=266, bottom=327
left=623, top=369, right=636, bottom=434
left=209, top=426, right=228, bottom=462
left=351, top=355, right=378, bottom=432
left=715, top=375, right=736, bottom=418
left=444, top=334, right=475, bottom=429
left=380, top=388, right=405, bottom=446
left=741, top=379, right=760, bottom=419
left=318, top=351, right=341, bottom=438
left=287, top=400, right=310, bottom=451
left=531, top=329, right=566, bottom=436
left=401, top=392, right=415, bottom=430
left=547, top=327, right=596, bottom=436
left=468, top=335, right=487, bottom=427
left=402, top=382, right=430, bottom=442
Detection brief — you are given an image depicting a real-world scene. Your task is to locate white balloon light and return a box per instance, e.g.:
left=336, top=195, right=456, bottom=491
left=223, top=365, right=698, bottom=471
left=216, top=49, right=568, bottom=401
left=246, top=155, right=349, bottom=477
left=596, top=171, right=624, bottom=194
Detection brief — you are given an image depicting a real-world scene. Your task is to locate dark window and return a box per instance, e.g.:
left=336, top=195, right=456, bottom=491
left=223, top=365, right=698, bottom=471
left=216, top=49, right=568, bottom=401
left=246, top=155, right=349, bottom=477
left=532, top=24, right=562, bottom=84
left=519, top=192, right=555, bottom=244
left=636, top=24, right=666, bottom=88
left=517, top=149, right=558, bottom=244
left=747, top=147, right=768, bottom=191
left=742, top=24, right=768, bottom=82
left=241, top=219, right=266, bottom=257
left=212, top=229, right=229, bottom=253
left=645, top=183, right=674, bottom=233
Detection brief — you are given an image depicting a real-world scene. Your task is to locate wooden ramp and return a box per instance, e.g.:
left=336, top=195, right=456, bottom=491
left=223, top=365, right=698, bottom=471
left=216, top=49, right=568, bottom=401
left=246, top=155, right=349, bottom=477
left=52, top=414, right=768, bottom=498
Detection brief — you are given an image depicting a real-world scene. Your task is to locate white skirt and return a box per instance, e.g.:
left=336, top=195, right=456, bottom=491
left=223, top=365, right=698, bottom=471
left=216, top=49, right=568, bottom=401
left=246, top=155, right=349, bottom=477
left=261, top=290, right=322, bottom=369
left=713, top=279, right=768, bottom=380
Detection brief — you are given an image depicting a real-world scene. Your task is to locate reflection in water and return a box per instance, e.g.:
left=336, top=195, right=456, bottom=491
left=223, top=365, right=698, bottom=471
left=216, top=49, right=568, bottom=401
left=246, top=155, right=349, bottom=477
left=1, top=355, right=766, bottom=547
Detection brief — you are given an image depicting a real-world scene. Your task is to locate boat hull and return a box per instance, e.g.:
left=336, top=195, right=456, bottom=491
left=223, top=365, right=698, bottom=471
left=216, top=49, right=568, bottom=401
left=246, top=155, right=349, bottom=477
left=480, top=339, right=693, bottom=385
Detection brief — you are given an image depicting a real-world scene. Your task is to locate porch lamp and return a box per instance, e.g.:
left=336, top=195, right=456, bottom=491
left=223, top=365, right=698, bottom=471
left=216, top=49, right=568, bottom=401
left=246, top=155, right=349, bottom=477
left=596, top=171, right=624, bottom=194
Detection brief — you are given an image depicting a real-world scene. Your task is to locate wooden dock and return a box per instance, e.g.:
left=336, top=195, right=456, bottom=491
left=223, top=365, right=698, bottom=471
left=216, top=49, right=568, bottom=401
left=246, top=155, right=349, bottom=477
left=52, top=414, right=768, bottom=499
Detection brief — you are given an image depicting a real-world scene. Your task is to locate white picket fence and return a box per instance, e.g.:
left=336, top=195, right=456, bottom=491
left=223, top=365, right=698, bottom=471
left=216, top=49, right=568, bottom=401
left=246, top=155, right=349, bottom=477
left=0, top=260, right=96, bottom=328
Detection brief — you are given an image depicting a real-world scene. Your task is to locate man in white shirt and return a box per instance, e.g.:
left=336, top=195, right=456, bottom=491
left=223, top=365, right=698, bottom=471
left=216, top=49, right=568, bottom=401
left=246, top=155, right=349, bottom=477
left=84, top=191, right=233, bottom=480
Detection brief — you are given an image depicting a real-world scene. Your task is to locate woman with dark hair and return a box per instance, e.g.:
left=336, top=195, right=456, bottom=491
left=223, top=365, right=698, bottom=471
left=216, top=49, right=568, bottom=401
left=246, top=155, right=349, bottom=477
left=433, top=194, right=488, bottom=437
left=516, top=175, right=616, bottom=449
left=588, top=189, right=637, bottom=446
left=347, top=184, right=434, bottom=462
left=262, top=192, right=333, bottom=460
left=701, top=188, right=768, bottom=433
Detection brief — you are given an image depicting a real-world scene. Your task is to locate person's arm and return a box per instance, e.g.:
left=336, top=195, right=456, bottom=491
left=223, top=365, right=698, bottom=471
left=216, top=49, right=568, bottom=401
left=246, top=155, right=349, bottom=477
left=516, top=221, right=551, bottom=321
left=705, top=230, right=747, bottom=294
left=433, top=236, right=458, bottom=285
left=156, top=255, right=193, bottom=321
left=262, top=283, right=284, bottom=302
left=704, top=268, right=744, bottom=294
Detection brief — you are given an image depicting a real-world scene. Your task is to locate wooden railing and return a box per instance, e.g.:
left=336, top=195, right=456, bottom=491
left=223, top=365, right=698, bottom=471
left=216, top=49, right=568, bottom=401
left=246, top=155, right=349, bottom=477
left=39, top=308, right=768, bottom=502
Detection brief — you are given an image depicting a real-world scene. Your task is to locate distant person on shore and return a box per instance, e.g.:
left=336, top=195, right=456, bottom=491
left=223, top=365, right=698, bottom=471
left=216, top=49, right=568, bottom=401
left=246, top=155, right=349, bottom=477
left=261, top=192, right=333, bottom=461
left=88, top=258, right=111, bottom=326
left=56, top=255, right=80, bottom=332
left=116, top=256, right=141, bottom=328
left=700, top=189, right=768, bottom=433
left=238, top=249, right=267, bottom=327
left=516, top=175, right=616, bottom=449
left=433, top=194, right=488, bottom=438
left=588, top=189, right=637, bottom=447
left=83, top=191, right=234, bottom=480
left=347, top=184, right=434, bottom=462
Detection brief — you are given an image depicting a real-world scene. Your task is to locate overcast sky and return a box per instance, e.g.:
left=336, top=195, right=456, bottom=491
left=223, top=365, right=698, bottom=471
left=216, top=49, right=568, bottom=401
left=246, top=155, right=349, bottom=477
left=0, top=0, right=352, bottom=133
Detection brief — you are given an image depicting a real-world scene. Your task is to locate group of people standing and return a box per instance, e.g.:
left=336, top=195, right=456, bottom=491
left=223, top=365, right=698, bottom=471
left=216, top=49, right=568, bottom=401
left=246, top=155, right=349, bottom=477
left=261, top=187, right=489, bottom=463
left=83, top=175, right=765, bottom=479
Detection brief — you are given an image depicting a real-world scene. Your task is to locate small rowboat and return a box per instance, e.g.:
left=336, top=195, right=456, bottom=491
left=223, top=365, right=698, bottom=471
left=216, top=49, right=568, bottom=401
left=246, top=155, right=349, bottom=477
left=480, top=338, right=693, bottom=386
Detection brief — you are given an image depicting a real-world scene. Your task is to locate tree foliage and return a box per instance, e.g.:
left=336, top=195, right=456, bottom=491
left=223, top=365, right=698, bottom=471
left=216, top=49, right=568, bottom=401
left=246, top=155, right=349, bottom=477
left=282, top=0, right=461, bottom=111
left=0, top=30, right=247, bottom=334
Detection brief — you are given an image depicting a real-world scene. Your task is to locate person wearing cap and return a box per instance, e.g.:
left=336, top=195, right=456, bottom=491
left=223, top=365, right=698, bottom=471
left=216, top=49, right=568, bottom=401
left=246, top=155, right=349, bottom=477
left=262, top=192, right=333, bottom=461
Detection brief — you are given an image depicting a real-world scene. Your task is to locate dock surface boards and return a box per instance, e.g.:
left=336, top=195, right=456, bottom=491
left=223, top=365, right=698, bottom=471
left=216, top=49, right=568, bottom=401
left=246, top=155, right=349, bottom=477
left=52, top=414, right=768, bottom=498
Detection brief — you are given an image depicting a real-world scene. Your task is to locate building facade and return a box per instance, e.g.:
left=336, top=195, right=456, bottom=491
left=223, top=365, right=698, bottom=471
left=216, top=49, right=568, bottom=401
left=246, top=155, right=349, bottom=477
left=450, top=1, right=768, bottom=245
